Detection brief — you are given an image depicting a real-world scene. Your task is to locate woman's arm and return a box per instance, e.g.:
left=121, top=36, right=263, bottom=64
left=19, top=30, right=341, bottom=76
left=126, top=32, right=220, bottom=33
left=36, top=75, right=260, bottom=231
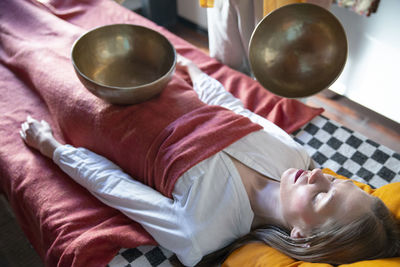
left=19, top=117, right=193, bottom=262
left=177, top=55, right=288, bottom=131
left=19, top=117, right=176, bottom=217
left=177, top=54, right=245, bottom=110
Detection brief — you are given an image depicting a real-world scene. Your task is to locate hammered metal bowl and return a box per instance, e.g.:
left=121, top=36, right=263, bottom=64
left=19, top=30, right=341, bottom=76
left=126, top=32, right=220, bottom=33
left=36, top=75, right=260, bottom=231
left=71, top=24, right=176, bottom=104
left=249, top=3, right=347, bottom=98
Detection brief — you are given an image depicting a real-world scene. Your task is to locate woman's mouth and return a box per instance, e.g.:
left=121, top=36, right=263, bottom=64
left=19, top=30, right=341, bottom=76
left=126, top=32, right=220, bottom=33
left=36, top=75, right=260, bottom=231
left=294, top=169, right=305, bottom=183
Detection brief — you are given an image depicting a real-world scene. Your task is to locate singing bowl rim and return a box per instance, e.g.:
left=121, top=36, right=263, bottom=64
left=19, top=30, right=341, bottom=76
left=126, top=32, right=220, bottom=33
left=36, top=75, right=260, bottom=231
left=71, top=23, right=176, bottom=102
left=249, top=3, right=348, bottom=98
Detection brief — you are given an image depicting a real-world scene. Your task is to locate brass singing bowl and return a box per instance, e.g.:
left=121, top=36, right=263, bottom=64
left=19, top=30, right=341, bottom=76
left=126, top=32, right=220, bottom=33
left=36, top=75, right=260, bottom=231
left=71, top=24, right=176, bottom=105
left=249, top=3, right=347, bottom=98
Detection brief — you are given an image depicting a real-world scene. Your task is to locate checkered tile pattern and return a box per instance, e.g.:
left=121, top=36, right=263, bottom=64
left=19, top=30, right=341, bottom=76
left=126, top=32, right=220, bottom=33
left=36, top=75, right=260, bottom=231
left=108, top=115, right=400, bottom=267
left=108, top=246, right=175, bottom=267
left=292, top=115, right=400, bottom=188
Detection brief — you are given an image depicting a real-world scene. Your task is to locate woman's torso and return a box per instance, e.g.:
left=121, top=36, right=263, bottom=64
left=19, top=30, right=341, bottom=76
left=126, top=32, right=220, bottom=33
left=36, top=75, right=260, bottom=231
left=171, top=129, right=311, bottom=264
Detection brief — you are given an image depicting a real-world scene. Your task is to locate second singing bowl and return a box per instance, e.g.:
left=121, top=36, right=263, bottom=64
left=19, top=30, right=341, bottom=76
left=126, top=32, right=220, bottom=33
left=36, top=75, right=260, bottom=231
left=249, top=3, right=347, bottom=98
left=71, top=24, right=176, bottom=105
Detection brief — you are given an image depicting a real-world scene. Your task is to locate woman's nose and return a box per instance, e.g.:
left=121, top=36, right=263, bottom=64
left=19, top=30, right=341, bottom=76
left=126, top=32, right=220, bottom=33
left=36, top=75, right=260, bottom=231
left=307, top=168, right=324, bottom=184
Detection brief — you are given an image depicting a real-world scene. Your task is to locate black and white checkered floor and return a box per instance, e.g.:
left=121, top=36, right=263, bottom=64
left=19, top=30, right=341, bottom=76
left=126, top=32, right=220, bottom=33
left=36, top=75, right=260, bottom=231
left=108, top=115, right=400, bottom=267
left=294, top=115, right=400, bottom=188
left=108, top=245, right=175, bottom=267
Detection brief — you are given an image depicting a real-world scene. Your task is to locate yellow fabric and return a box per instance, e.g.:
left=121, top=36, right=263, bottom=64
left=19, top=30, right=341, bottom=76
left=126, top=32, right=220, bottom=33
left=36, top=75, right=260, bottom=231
left=223, top=168, right=400, bottom=267
left=199, top=0, right=214, bottom=8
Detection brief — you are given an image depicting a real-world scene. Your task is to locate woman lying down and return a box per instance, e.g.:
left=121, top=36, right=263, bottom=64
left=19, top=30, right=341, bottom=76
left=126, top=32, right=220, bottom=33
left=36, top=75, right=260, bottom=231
left=20, top=56, right=400, bottom=266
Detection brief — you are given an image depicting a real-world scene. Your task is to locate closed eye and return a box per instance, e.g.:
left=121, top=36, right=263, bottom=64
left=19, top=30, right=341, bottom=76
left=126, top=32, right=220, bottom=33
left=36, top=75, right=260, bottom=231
left=313, top=192, right=327, bottom=205
left=313, top=188, right=336, bottom=210
left=328, top=175, right=336, bottom=182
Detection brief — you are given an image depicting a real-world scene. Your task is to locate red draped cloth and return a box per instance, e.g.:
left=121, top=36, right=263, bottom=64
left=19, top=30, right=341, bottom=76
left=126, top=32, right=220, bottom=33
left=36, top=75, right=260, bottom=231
left=0, top=0, right=323, bottom=266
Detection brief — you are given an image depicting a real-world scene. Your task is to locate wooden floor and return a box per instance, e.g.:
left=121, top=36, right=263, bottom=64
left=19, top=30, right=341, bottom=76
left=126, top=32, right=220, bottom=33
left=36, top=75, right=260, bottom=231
left=169, top=21, right=400, bottom=153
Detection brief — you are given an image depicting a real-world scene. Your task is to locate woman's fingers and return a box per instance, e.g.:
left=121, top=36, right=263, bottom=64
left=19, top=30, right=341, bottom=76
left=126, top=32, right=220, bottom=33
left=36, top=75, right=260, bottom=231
left=19, top=130, right=26, bottom=140
left=176, top=56, right=186, bottom=68
left=27, top=115, right=40, bottom=126
left=23, top=116, right=48, bottom=131
left=19, top=117, right=60, bottom=158
left=176, top=54, right=192, bottom=66
left=21, top=122, right=28, bottom=132
left=21, top=118, right=36, bottom=142
left=176, top=54, right=184, bottom=62
left=21, top=116, right=52, bottom=141
left=41, top=119, right=50, bottom=129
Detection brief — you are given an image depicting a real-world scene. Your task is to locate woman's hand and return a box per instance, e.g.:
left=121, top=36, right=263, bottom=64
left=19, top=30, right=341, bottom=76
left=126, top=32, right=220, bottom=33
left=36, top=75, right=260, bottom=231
left=176, top=54, right=194, bottom=70
left=176, top=54, right=203, bottom=80
left=20, top=116, right=62, bottom=159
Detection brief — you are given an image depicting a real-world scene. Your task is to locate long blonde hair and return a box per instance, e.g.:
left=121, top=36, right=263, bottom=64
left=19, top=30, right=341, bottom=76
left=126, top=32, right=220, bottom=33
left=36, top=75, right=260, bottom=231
left=198, top=196, right=400, bottom=266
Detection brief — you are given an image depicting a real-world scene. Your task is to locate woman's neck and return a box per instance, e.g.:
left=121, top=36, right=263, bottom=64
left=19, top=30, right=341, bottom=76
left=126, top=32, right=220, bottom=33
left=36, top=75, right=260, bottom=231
left=249, top=176, right=287, bottom=229
left=228, top=156, right=288, bottom=230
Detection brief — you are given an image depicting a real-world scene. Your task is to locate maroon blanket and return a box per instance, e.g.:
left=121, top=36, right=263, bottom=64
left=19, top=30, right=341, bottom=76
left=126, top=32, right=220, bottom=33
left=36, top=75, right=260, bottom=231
left=0, top=0, right=323, bottom=266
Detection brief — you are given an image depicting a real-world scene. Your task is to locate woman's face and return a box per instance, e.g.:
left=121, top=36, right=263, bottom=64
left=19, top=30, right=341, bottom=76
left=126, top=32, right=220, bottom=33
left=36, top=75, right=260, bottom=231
left=280, top=168, right=374, bottom=238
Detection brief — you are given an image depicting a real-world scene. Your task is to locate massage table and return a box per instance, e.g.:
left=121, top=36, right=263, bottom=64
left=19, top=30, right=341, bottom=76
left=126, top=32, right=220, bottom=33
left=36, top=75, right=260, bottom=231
left=0, top=1, right=398, bottom=267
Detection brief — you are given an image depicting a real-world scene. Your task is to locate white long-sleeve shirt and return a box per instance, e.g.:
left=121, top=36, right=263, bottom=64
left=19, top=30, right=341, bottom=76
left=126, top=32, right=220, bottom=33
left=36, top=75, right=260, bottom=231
left=53, top=72, right=311, bottom=266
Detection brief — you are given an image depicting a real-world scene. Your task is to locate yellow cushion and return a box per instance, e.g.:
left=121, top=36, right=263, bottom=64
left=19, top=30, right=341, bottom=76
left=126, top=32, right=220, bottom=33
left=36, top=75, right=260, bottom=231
left=223, top=168, right=400, bottom=267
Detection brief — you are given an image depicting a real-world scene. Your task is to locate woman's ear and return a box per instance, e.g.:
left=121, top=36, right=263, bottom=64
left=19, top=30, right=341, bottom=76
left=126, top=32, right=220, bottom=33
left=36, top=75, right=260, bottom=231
left=290, top=227, right=306, bottom=238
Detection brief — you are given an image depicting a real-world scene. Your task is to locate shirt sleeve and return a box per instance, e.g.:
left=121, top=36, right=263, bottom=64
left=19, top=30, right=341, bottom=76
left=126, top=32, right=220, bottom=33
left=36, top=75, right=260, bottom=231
left=52, top=145, right=175, bottom=214
left=52, top=145, right=196, bottom=264
left=192, top=72, right=246, bottom=112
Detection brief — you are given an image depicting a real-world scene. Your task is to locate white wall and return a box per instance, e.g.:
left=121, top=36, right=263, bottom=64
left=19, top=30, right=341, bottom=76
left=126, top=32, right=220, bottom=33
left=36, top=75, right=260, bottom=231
left=327, top=1, right=400, bottom=123
left=177, top=0, right=208, bottom=29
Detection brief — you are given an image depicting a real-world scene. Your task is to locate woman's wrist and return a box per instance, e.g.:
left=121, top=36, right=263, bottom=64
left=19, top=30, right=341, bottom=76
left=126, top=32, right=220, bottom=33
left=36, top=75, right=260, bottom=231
left=187, top=63, right=203, bottom=81
left=39, top=137, right=62, bottom=159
